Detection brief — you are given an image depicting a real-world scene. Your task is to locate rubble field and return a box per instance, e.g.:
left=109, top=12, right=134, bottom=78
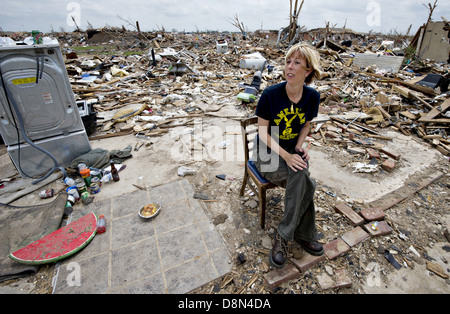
left=0, top=28, right=449, bottom=294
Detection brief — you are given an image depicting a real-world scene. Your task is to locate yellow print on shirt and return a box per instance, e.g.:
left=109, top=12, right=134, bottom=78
left=273, top=107, right=305, bottom=140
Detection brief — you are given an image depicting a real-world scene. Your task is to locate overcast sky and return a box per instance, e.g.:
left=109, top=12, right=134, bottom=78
left=1, top=0, right=448, bottom=35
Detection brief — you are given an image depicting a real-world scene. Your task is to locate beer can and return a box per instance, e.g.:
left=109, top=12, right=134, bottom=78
left=39, top=189, right=54, bottom=199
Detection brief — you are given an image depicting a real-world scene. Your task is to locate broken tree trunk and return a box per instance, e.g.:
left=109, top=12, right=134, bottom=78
left=288, top=0, right=304, bottom=42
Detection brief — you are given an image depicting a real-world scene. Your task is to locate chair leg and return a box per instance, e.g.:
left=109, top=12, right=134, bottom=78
left=259, top=187, right=267, bottom=229
left=240, top=168, right=248, bottom=196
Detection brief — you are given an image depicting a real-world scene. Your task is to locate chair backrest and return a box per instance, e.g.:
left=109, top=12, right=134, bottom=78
left=240, top=116, right=258, bottom=164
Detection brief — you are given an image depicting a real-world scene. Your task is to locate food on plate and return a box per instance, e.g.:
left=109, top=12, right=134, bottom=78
left=141, top=203, right=158, bottom=217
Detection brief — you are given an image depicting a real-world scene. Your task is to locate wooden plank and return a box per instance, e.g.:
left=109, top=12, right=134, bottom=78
left=418, top=118, right=450, bottom=124
left=408, top=92, right=434, bottom=110
left=418, top=98, right=450, bottom=122
left=361, top=71, right=436, bottom=96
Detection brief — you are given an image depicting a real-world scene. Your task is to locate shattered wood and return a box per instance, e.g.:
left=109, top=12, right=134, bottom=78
left=62, top=32, right=448, bottom=156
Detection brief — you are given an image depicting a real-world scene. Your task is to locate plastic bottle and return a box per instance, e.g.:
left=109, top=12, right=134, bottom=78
left=64, top=177, right=76, bottom=187
left=97, top=215, right=106, bottom=234
left=101, top=173, right=112, bottom=183
left=110, top=162, right=120, bottom=182
left=371, top=221, right=379, bottom=231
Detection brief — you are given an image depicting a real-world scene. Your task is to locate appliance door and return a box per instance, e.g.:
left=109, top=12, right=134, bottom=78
left=8, top=130, right=91, bottom=178
left=0, top=49, right=85, bottom=146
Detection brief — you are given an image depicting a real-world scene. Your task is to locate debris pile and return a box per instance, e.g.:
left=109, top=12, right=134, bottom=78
left=38, top=25, right=448, bottom=163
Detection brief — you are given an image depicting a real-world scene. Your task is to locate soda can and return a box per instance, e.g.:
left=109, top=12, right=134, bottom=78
left=67, top=194, right=76, bottom=205
left=81, top=191, right=89, bottom=201
left=90, top=182, right=101, bottom=194
left=80, top=168, right=91, bottom=187
left=39, top=189, right=54, bottom=199
left=76, top=180, right=87, bottom=194
left=91, top=176, right=100, bottom=185
left=66, top=186, right=80, bottom=201
left=91, top=170, right=102, bottom=180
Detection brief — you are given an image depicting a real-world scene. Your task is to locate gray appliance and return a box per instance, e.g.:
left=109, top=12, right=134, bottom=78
left=0, top=41, right=91, bottom=179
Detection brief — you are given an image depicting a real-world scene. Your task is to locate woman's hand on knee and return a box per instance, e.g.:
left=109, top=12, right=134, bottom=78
left=285, top=153, right=307, bottom=172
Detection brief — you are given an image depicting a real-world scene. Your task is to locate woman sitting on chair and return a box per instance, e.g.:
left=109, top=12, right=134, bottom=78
left=255, top=43, right=323, bottom=268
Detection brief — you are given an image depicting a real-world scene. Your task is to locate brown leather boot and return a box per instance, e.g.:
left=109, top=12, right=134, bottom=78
left=270, top=232, right=288, bottom=268
left=295, top=237, right=324, bottom=256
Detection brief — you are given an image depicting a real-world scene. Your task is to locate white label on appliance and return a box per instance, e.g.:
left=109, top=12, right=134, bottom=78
left=42, top=92, right=53, bottom=104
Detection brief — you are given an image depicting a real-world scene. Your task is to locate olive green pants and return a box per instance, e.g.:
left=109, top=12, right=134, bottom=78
left=255, top=144, right=318, bottom=242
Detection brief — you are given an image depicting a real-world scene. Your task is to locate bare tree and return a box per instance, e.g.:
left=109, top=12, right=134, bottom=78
left=229, top=14, right=246, bottom=35
left=423, top=0, right=438, bottom=24
left=117, top=15, right=138, bottom=31
left=288, top=0, right=305, bottom=42
left=71, top=15, right=81, bottom=32
left=276, top=0, right=305, bottom=46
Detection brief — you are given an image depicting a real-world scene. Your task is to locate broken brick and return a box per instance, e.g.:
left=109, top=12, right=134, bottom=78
left=363, top=220, right=393, bottom=237
left=317, top=268, right=352, bottom=290
left=382, top=159, right=396, bottom=172
left=263, top=264, right=300, bottom=289
left=380, top=148, right=400, bottom=160
left=366, top=147, right=381, bottom=159
left=341, top=226, right=370, bottom=247
left=334, top=203, right=364, bottom=226
left=317, top=272, right=335, bottom=290
left=324, top=238, right=351, bottom=260
left=290, top=251, right=326, bottom=273
left=334, top=268, right=352, bottom=288
left=359, top=207, right=385, bottom=221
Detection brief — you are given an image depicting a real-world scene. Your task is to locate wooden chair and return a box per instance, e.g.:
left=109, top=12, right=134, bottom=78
left=239, top=116, right=277, bottom=229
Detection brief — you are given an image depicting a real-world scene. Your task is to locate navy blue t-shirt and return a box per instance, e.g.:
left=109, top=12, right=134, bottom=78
left=255, top=82, right=320, bottom=151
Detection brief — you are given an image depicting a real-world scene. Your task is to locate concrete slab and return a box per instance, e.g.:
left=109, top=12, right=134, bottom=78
left=52, top=179, right=232, bottom=294
left=309, top=130, right=443, bottom=203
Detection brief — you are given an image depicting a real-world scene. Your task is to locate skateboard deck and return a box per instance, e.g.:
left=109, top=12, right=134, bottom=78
left=9, top=212, right=98, bottom=265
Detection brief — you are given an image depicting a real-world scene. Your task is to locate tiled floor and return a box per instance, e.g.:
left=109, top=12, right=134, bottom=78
left=52, top=179, right=231, bottom=294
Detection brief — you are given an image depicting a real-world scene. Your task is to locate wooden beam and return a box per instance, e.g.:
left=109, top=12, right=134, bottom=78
left=418, top=99, right=450, bottom=122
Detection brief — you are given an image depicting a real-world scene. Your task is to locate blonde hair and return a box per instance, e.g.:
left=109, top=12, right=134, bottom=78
left=285, top=43, right=322, bottom=84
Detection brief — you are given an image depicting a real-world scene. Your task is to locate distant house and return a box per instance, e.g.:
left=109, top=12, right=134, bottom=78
left=410, top=21, right=450, bottom=63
